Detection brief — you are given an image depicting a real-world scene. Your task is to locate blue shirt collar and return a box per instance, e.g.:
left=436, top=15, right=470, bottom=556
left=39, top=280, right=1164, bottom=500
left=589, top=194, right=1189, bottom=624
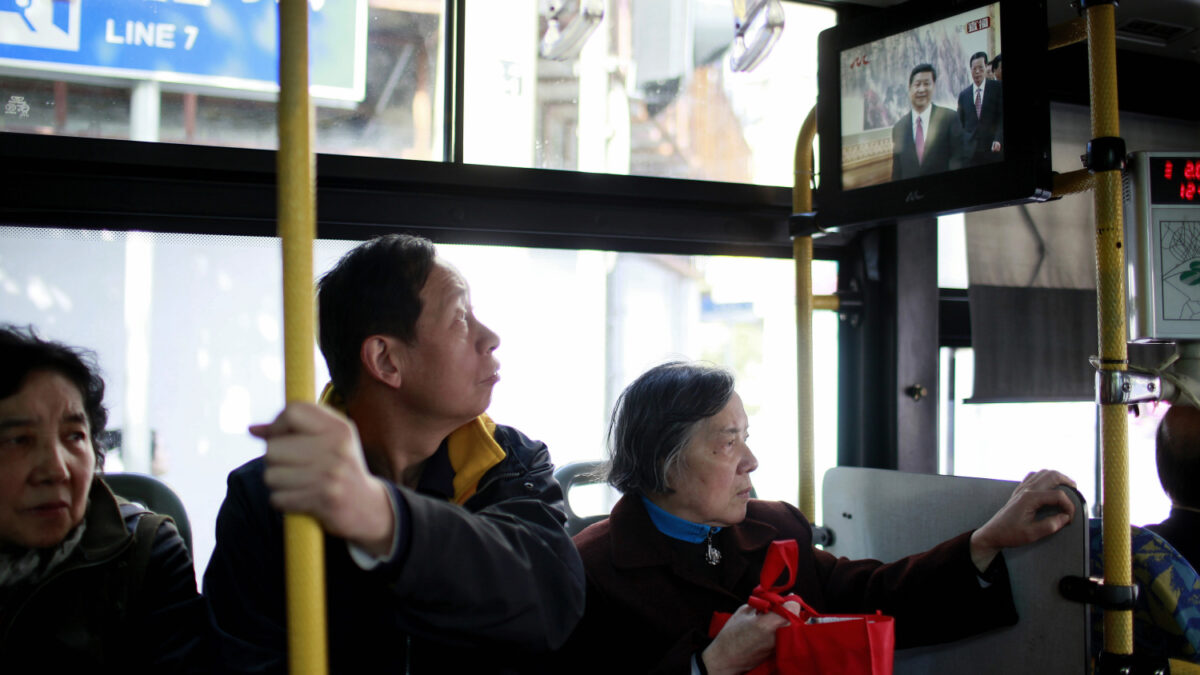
left=641, top=495, right=721, bottom=544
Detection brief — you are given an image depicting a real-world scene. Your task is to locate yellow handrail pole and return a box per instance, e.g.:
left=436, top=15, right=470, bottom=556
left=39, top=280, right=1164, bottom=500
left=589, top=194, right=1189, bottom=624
left=278, top=1, right=328, bottom=673
left=794, top=106, right=818, bottom=518
left=813, top=295, right=839, bottom=312
left=1171, top=659, right=1200, bottom=675
left=1085, top=2, right=1132, bottom=657
left=1048, top=16, right=1088, bottom=51
left=1051, top=169, right=1095, bottom=199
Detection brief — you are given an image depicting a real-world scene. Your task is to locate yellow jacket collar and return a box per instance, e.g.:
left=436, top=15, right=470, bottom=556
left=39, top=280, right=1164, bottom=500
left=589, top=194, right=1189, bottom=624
left=319, top=383, right=506, bottom=505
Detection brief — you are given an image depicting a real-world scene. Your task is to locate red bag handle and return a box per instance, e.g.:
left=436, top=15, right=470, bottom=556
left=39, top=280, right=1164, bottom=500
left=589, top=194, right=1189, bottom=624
left=757, top=539, right=799, bottom=593
left=747, top=540, right=820, bottom=624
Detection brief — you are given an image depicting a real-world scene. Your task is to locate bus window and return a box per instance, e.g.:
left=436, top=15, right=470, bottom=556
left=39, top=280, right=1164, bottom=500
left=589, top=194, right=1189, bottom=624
left=464, top=0, right=835, bottom=185
left=0, top=3, right=443, bottom=159
left=0, top=1, right=834, bottom=186
left=936, top=159, right=1176, bottom=529
left=940, top=346, right=1172, bottom=527
left=0, top=225, right=839, bottom=579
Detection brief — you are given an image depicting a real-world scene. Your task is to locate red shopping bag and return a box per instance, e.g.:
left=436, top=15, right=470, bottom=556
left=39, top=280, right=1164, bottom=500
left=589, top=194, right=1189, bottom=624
left=708, top=539, right=894, bottom=675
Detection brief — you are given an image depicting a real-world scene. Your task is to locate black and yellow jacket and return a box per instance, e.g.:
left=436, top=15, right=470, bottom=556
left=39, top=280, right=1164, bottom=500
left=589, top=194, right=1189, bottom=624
left=204, top=416, right=586, bottom=674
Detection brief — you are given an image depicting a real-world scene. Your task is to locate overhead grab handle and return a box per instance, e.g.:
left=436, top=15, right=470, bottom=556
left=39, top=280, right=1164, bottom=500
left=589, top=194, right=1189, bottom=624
left=729, top=0, right=785, bottom=73
left=539, top=0, right=604, bottom=61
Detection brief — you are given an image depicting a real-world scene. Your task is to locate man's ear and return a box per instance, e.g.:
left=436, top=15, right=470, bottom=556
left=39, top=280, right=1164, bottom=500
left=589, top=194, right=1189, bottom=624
left=360, top=335, right=404, bottom=389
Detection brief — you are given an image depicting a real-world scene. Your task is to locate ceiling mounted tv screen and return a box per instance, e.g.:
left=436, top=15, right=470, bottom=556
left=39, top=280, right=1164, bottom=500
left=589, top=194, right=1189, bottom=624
left=815, top=0, right=1053, bottom=231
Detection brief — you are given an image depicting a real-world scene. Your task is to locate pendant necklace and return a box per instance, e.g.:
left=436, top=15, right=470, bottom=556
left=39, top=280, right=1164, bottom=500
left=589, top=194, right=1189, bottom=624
left=705, top=528, right=722, bottom=566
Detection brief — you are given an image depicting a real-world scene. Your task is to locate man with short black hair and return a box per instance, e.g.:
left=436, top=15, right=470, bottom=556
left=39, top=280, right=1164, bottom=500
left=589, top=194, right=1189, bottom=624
left=891, top=63, right=965, bottom=180
left=957, top=51, right=1004, bottom=167
left=1148, top=404, right=1200, bottom=570
left=205, top=234, right=586, bottom=673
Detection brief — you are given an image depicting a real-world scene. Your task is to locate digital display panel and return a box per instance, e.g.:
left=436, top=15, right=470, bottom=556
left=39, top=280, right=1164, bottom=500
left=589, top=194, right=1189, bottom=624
left=838, top=3, right=1003, bottom=191
left=1150, top=157, right=1200, bottom=204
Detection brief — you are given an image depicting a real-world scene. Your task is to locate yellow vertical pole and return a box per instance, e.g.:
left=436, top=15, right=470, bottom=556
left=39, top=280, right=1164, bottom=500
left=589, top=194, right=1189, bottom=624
left=1085, top=2, right=1132, bottom=657
left=278, top=1, right=327, bottom=673
left=794, top=107, right=818, bottom=519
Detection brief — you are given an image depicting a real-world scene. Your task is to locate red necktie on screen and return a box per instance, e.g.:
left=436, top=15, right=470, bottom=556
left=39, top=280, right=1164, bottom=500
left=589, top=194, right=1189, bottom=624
left=915, top=116, right=925, bottom=164
left=975, top=88, right=982, bottom=119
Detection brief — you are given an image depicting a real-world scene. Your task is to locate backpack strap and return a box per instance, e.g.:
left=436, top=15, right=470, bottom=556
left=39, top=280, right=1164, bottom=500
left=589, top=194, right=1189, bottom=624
left=123, top=507, right=170, bottom=616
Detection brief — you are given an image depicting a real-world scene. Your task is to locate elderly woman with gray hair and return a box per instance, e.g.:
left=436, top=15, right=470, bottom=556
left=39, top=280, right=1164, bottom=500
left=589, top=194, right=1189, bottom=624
left=557, top=361, right=1077, bottom=675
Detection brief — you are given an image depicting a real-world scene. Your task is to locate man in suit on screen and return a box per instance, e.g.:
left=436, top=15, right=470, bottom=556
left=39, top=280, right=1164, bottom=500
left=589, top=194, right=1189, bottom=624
left=891, top=63, right=964, bottom=180
left=958, top=51, right=1004, bottom=166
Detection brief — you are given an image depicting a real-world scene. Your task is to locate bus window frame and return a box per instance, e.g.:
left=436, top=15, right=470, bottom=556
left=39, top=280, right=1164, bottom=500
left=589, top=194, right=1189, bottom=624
left=0, top=131, right=857, bottom=260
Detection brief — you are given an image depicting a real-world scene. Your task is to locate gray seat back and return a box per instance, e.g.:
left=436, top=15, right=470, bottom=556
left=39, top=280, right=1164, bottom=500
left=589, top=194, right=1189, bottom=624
left=554, top=460, right=610, bottom=537
left=822, top=467, right=1089, bottom=674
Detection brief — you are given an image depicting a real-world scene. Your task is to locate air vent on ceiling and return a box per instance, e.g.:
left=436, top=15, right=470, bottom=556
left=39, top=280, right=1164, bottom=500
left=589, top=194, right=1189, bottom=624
left=1115, top=18, right=1194, bottom=47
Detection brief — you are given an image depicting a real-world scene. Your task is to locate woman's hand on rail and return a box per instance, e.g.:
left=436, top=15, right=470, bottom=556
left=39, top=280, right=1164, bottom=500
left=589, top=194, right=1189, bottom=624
left=251, top=402, right=396, bottom=558
left=969, top=469, right=1077, bottom=573
left=701, top=600, right=800, bottom=675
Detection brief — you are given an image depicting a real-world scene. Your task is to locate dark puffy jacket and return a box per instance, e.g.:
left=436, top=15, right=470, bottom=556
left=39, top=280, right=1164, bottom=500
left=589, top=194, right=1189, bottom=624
left=0, top=479, right=211, bottom=672
left=204, top=422, right=586, bottom=674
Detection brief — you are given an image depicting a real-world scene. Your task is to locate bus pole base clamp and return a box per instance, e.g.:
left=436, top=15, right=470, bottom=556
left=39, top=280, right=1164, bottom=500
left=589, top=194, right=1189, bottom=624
left=1096, top=652, right=1169, bottom=675
left=1096, top=369, right=1162, bottom=405
left=1060, top=577, right=1162, bottom=674
left=1059, top=576, right=1137, bottom=610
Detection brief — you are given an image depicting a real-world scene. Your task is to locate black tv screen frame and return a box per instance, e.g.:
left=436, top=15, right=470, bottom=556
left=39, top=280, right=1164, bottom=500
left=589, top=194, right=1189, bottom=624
left=815, top=0, right=1053, bottom=231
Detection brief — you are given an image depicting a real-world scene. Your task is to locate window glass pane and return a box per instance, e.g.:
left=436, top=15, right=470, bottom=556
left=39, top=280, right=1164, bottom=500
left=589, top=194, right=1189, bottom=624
left=1, top=225, right=837, bottom=580
left=1, top=1, right=834, bottom=184
left=940, top=347, right=1172, bottom=525
left=937, top=212, right=968, bottom=290
left=0, top=1, right=444, bottom=160
left=464, top=0, right=836, bottom=185
left=1128, top=403, right=1173, bottom=527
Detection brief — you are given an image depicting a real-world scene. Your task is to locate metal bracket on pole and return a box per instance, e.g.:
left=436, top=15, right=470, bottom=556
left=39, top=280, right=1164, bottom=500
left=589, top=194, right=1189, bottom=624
left=1060, top=577, right=1161, bottom=673
left=1059, top=575, right=1137, bottom=610
left=789, top=212, right=823, bottom=238
left=811, top=525, right=834, bottom=547
left=1095, top=652, right=1169, bottom=675
left=1084, top=136, right=1127, bottom=173
left=1096, top=369, right=1162, bottom=405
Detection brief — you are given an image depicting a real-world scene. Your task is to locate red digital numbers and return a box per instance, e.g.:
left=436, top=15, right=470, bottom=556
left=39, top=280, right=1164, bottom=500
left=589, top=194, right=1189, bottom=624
left=1153, top=157, right=1199, bottom=204
left=1181, top=161, right=1198, bottom=201
left=1163, top=160, right=1200, bottom=181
